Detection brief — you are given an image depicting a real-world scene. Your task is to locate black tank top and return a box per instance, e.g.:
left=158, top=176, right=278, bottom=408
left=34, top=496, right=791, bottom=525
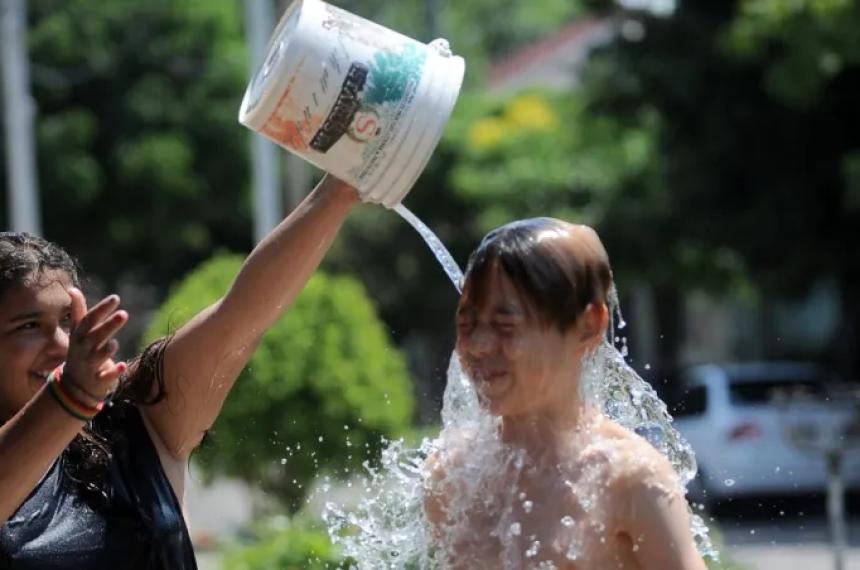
left=0, top=405, right=197, bottom=569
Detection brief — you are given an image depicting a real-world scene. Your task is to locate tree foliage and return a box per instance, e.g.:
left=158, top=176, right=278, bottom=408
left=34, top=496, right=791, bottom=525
left=221, top=518, right=344, bottom=570
left=578, top=0, right=860, bottom=373
left=144, top=254, right=414, bottom=511
left=2, top=0, right=252, bottom=290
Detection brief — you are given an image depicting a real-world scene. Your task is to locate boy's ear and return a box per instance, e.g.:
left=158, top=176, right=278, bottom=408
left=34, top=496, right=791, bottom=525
left=578, top=303, right=609, bottom=348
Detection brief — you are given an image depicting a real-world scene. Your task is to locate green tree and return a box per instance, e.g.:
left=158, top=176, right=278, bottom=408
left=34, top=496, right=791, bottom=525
left=329, top=0, right=587, bottom=85
left=0, top=0, right=251, bottom=292
left=144, top=254, right=415, bottom=511
left=221, top=519, right=344, bottom=570
left=580, top=0, right=860, bottom=376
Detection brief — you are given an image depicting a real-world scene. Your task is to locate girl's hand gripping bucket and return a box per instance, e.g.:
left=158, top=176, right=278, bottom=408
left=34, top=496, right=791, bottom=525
left=239, top=0, right=466, bottom=208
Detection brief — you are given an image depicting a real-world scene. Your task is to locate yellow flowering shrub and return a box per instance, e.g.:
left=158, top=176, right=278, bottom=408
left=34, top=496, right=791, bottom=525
left=465, top=94, right=559, bottom=152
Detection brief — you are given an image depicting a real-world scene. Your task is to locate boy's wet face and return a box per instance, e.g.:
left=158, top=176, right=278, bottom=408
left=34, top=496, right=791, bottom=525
left=0, top=270, right=74, bottom=423
left=455, top=264, right=583, bottom=418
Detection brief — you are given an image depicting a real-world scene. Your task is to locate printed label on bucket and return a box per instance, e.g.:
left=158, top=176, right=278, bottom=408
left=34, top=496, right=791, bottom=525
left=309, top=62, right=369, bottom=153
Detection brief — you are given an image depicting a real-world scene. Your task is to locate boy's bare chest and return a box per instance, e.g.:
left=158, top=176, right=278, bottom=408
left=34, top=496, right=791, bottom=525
left=442, top=468, right=633, bottom=569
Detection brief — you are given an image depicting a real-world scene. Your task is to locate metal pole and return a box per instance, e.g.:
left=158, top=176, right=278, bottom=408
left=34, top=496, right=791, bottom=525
left=284, top=153, right=310, bottom=211
left=826, top=451, right=846, bottom=570
left=1, top=0, right=41, bottom=233
left=424, top=0, right=440, bottom=39
left=245, top=0, right=282, bottom=243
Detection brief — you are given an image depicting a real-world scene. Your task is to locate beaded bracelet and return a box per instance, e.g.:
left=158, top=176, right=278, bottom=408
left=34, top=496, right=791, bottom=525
left=46, top=367, right=104, bottom=422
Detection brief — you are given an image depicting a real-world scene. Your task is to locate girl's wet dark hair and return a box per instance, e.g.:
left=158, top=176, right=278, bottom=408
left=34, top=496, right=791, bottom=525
left=0, top=231, right=81, bottom=293
left=0, top=232, right=167, bottom=506
left=461, top=218, right=613, bottom=332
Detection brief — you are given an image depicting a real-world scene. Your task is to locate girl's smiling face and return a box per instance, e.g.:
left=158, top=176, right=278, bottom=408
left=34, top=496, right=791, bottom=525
left=0, top=270, right=74, bottom=423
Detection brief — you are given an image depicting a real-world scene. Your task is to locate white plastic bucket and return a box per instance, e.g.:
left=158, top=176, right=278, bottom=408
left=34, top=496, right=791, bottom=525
left=239, top=0, right=466, bottom=207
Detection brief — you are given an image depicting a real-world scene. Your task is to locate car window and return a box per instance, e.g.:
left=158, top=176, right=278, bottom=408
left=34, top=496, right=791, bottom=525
left=667, top=385, right=707, bottom=417
left=728, top=379, right=826, bottom=405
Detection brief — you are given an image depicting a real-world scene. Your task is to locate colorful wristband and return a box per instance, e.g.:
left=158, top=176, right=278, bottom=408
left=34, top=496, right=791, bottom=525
left=46, top=367, right=103, bottom=422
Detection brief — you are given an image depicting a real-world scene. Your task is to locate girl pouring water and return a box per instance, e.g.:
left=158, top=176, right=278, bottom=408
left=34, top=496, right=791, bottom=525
left=0, top=174, right=407, bottom=569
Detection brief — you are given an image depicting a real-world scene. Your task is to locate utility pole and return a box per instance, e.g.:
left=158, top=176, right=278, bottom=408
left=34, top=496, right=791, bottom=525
left=245, top=0, right=282, bottom=243
left=424, top=0, right=440, bottom=39
left=2, top=0, right=41, bottom=233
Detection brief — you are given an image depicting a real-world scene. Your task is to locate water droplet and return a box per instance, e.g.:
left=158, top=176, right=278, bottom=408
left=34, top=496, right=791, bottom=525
left=561, top=516, right=575, bottom=527
left=632, top=544, right=640, bottom=552
left=723, top=478, right=736, bottom=487
left=644, top=363, right=651, bottom=370
left=523, top=500, right=534, bottom=513
left=509, top=522, right=522, bottom=536
left=525, top=540, right=541, bottom=558
left=280, top=457, right=287, bottom=465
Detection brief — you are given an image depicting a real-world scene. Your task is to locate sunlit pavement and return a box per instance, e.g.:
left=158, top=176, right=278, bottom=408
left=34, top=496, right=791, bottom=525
left=195, top=551, right=221, bottom=570
left=715, top=495, right=860, bottom=569
left=728, top=544, right=860, bottom=570
left=724, top=521, right=860, bottom=570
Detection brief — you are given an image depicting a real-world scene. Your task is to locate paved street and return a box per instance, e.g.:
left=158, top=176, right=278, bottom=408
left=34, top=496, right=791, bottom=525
left=715, top=495, right=860, bottom=569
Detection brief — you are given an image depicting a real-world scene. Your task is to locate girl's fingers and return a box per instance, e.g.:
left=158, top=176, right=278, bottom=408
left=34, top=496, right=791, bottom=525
left=80, top=295, right=121, bottom=333
left=70, top=292, right=121, bottom=341
left=67, top=287, right=88, bottom=328
left=97, top=361, right=127, bottom=385
left=87, top=310, right=129, bottom=354
left=91, top=338, right=120, bottom=366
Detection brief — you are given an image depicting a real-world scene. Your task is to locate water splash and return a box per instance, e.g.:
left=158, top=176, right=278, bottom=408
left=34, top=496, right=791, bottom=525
left=328, top=346, right=716, bottom=566
left=581, top=342, right=715, bottom=559
left=326, top=216, right=716, bottom=566
left=393, top=204, right=463, bottom=293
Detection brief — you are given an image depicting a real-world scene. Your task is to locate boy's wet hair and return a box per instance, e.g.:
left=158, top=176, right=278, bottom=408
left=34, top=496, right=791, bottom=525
left=460, top=218, right=613, bottom=332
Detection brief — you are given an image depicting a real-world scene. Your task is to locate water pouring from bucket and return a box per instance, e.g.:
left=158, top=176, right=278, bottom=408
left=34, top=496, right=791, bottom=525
left=239, top=0, right=465, bottom=209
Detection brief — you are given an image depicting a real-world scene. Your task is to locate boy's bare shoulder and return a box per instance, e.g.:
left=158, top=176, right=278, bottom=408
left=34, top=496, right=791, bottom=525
left=582, top=419, right=681, bottom=492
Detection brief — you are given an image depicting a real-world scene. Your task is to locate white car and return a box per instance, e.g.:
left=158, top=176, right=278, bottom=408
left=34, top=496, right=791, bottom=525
left=668, top=362, right=860, bottom=505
